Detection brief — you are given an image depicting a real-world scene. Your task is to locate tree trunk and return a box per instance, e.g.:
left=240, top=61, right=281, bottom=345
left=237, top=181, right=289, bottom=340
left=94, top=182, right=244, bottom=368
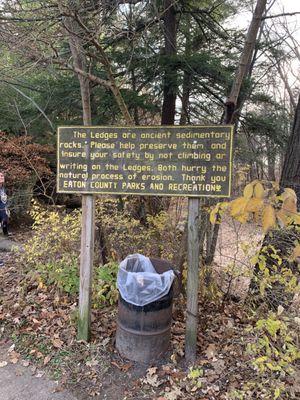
left=131, top=69, right=140, bottom=125
left=180, top=71, right=192, bottom=125
left=280, top=94, right=300, bottom=207
left=277, top=62, right=297, bottom=112
left=58, top=1, right=91, bottom=124
left=179, top=15, right=192, bottom=126
left=206, top=0, right=268, bottom=265
left=59, top=0, right=95, bottom=342
left=161, top=0, right=177, bottom=125
left=266, top=140, right=276, bottom=181
left=224, top=0, right=268, bottom=124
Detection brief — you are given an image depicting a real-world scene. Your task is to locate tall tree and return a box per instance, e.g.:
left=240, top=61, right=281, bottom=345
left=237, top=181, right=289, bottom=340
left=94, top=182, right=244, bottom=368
left=161, top=0, right=178, bottom=125
left=224, top=0, right=268, bottom=124
left=280, top=94, right=300, bottom=207
left=58, top=0, right=95, bottom=341
left=205, top=0, right=268, bottom=266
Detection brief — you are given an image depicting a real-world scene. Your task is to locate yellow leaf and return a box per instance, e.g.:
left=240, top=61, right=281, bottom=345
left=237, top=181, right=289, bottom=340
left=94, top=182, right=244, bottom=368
left=210, top=204, right=220, bottom=224
left=243, top=183, right=254, bottom=199
left=38, top=281, right=44, bottom=289
left=229, top=197, right=249, bottom=217
left=235, top=212, right=250, bottom=224
left=209, top=202, right=228, bottom=224
left=220, top=202, right=229, bottom=210
left=282, top=188, right=297, bottom=203
left=262, top=204, right=276, bottom=233
left=254, top=182, right=265, bottom=199
left=274, top=387, right=281, bottom=399
left=282, top=197, right=297, bottom=215
left=292, top=244, right=300, bottom=261
left=245, top=198, right=263, bottom=213
left=271, top=181, right=280, bottom=192
left=291, top=213, right=300, bottom=225
left=255, top=356, right=268, bottom=363
left=276, top=209, right=288, bottom=226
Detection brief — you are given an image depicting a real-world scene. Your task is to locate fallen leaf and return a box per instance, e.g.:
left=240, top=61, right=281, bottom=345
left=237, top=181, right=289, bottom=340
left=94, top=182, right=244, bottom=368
left=15, top=369, right=23, bottom=377
left=277, top=305, right=284, bottom=316
left=9, top=351, right=20, bottom=363
left=43, top=355, right=51, bottom=365
left=52, top=338, right=63, bottom=348
left=147, top=366, right=157, bottom=375
left=0, top=361, right=8, bottom=368
left=8, top=344, right=15, bottom=353
left=86, top=359, right=99, bottom=367
left=22, top=360, right=30, bottom=367
left=205, top=343, right=217, bottom=359
left=164, top=386, right=182, bottom=400
left=111, top=361, right=132, bottom=372
left=142, top=367, right=162, bottom=387
left=211, top=358, right=226, bottom=374
left=100, top=337, right=110, bottom=347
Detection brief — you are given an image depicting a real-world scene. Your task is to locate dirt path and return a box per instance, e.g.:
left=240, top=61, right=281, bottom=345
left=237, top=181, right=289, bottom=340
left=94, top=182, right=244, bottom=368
left=0, top=346, right=78, bottom=400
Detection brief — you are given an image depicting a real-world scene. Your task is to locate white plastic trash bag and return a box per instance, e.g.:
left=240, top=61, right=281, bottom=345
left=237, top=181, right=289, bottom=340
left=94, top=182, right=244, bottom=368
left=117, top=254, right=175, bottom=306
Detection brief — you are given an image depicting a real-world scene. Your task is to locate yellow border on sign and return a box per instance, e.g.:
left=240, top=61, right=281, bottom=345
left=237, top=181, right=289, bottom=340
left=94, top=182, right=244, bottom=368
left=57, top=125, right=234, bottom=198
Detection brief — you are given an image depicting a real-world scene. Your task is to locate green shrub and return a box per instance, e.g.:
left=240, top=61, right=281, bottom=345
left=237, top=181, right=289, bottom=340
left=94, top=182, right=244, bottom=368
left=93, top=261, right=119, bottom=307
left=19, top=200, right=181, bottom=306
left=19, top=201, right=81, bottom=293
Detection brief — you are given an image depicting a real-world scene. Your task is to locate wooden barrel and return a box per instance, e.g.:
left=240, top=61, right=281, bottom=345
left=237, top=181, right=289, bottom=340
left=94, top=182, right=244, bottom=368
left=116, top=257, right=174, bottom=363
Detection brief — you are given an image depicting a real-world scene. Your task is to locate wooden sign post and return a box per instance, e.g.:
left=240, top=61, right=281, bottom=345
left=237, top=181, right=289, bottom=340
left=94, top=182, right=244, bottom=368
left=185, top=197, right=200, bottom=363
left=57, top=125, right=233, bottom=350
left=78, top=195, right=95, bottom=341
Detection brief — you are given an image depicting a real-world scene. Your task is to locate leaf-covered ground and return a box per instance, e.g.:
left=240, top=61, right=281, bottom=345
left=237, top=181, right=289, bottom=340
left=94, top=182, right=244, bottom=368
left=0, top=224, right=299, bottom=399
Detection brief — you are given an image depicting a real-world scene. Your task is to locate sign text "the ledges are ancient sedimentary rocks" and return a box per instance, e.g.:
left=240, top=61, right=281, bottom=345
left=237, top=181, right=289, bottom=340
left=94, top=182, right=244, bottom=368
left=57, top=126, right=233, bottom=197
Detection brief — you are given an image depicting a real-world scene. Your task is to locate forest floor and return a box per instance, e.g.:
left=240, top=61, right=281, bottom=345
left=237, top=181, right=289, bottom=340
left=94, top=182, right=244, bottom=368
left=0, top=221, right=299, bottom=400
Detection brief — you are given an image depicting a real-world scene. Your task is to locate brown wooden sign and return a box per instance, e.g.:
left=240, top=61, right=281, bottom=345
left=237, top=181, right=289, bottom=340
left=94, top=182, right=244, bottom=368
left=57, top=125, right=233, bottom=197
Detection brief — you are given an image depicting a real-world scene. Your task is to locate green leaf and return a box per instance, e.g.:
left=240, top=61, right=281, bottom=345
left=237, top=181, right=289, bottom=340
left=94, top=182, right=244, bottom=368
left=274, top=387, right=281, bottom=399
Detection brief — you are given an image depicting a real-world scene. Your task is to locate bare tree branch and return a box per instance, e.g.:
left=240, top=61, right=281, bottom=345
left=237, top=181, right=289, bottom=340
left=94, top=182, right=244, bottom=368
left=117, top=0, right=143, bottom=4
left=10, top=85, right=54, bottom=130
left=73, top=12, right=134, bottom=124
left=263, top=12, right=300, bottom=20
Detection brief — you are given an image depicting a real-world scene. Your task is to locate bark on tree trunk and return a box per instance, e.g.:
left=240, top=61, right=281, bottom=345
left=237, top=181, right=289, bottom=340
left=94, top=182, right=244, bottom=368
left=224, top=0, right=268, bottom=124
left=161, top=0, right=177, bottom=125
left=280, top=94, right=300, bottom=208
left=179, top=17, right=192, bottom=126
left=58, top=1, right=91, bottom=124
left=266, top=140, right=276, bottom=181
left=180, top=71, right=192, bottom=125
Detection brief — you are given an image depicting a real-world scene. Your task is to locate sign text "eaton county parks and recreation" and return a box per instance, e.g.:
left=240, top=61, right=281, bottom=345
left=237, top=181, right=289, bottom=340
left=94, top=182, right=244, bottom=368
left=57, top=125, right=233, bottom=197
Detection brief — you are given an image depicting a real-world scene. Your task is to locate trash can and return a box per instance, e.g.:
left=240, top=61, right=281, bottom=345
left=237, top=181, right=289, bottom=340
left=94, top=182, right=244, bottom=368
left=116, top=254, right=176, bottom=363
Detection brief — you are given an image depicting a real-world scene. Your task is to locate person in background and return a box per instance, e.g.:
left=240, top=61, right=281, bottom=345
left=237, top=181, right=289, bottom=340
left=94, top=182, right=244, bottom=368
left=0, top=172, right=10, bottom=236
